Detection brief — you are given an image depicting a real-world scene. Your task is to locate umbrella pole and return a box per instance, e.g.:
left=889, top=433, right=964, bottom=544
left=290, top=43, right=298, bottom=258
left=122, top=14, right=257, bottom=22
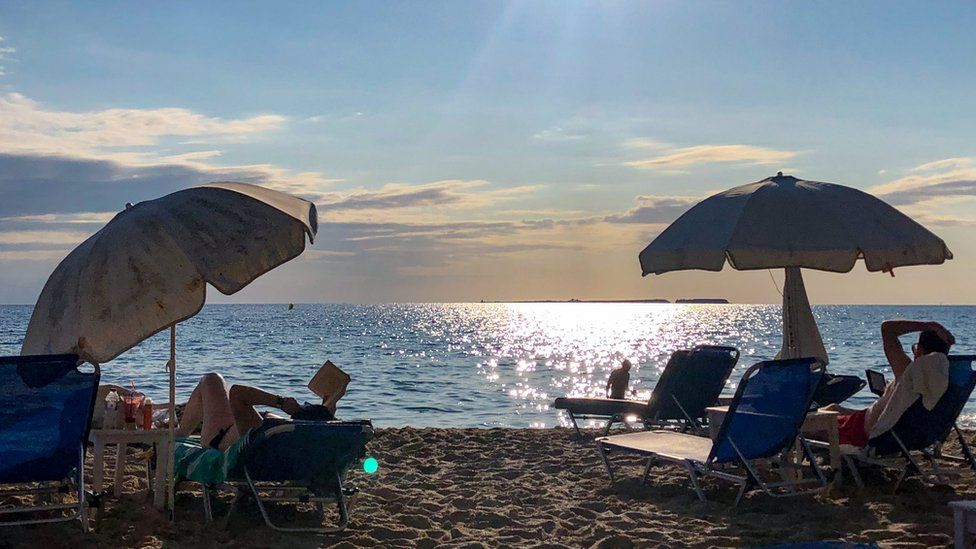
left=168, top=324, right=176, bottom=519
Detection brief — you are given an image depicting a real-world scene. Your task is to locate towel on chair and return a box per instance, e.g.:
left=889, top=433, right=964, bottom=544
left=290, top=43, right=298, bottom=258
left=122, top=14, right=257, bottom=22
left=868, top=352, right=949, bottom=439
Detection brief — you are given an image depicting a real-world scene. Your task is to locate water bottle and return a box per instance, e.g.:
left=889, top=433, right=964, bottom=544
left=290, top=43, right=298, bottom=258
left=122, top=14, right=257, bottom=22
left=142, top=398, right=154, bottom=430
left=104, top=389, right=121, bottom=430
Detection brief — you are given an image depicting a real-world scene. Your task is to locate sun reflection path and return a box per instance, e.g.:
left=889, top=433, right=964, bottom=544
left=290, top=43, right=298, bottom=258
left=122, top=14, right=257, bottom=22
left=452, top=303, right=781, bottom=428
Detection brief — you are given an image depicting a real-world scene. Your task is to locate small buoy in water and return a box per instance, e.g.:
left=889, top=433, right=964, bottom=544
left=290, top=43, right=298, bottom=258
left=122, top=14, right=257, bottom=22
left=287, top=303, right=294, bottom=310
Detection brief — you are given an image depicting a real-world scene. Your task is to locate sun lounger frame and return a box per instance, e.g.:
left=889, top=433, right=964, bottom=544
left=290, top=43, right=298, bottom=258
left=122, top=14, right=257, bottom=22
left=558, top=345, right=740, bottom=438
left=195, top=469, right=354, bottom=534
left=0, top=445, right=91, bottom=531
left=179, top=419, right=372, bottom=534
left=597, top=358, right=826, bottom=505
left=0, top=354, right=99, bottom=532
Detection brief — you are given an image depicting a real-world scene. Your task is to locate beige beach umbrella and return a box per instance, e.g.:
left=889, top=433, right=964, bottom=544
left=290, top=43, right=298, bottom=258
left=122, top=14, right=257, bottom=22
left=21, top=181, right=317, bottom=511
left=639, top=173, right=952, bottom=366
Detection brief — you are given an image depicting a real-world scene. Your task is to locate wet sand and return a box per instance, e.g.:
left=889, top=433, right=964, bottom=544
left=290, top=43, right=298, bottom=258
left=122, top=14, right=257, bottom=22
left=2, top=427, right=971, bottom=547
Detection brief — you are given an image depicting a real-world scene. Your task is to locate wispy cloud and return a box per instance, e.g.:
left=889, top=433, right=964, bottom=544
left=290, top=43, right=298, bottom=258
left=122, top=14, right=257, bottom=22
left=0, top=230, right=92, bottom=245
left=624, top=143, right=797, bottom=170
left=603, top=195, right=699, bottom=224
left=532, top=126, right=589, bottom=142
left=869, top=157, right=976, bottom=227
left=317, top=180, right=542, bottom=217
left=0, top=93, right=283, bottom=161
left=0, top=36, right=15, bottom=76
left=0, top=92, right=340, bottom=196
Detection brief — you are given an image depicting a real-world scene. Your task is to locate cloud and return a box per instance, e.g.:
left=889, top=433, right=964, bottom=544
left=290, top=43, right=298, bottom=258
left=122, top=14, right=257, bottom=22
left=0, top=89, right=340, bottom=197
left=0, top=93, right=283, bottom=161
left=317, top=180, right=542, bottom=216
left=624, top=143, right=797, bottom=170
left=532, top=126, right=589, bottom=142
left=0, top=230, right=91, bottom=245
left=911, top=158, right=973, bottom=172
left=603, top=195, right=699, bottom=224
left=0, top=36, right=14, bottom=76
left=869, top=157, right=976, bottom=227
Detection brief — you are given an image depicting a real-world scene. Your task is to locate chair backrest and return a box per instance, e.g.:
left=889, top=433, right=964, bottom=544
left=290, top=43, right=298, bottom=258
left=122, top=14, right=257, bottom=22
left=869, top=354, right=976, bottom=455
left=647, top=345, right=739, bottom=421
left=234, top=418, right=374, bottom=484
left=709, top=357, right=822, bottom=464
left=0, top=354, right=98, bottom=484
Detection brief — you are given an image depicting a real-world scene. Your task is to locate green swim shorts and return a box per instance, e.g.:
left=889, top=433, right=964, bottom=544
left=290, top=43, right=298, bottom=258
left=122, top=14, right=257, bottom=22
left=174, top=431, right=249, bottom=485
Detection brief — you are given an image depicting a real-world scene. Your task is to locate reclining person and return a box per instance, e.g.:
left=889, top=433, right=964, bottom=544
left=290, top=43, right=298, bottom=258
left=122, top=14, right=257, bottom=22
left=174, top=373, right=332, bottom=483
left=824, top=319, right=954, bottom=448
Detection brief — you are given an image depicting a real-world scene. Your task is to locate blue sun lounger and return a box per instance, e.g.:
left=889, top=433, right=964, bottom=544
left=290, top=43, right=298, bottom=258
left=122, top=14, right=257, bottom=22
left=193, top=417, right=374, bottom=533
left=554, top=345, right=740, bottom=437
left=839, top=355, right=976, bottom=490
left=0, top=354, right=99, bottom=531
left=597, top=357, right=825, bottom=505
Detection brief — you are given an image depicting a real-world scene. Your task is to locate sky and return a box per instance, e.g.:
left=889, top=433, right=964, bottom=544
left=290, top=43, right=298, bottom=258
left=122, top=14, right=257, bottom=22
left=1, top=1, right=975, bottom=304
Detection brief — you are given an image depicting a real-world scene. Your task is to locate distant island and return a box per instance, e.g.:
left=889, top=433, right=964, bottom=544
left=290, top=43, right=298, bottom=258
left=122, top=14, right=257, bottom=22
left=480, top=298, right=730, bottom=304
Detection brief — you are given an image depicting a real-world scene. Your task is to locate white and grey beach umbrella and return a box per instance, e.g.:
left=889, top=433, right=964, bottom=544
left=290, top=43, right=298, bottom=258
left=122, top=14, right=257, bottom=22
left=639, top=173, right=953, bottom=365
left=22, top=181, right=317, bottom=510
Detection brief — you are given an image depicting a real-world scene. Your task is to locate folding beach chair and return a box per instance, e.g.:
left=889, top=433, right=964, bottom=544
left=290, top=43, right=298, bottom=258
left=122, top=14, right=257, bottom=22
left=0, top=354, right=99, bottom=531
left=554, top=345, right=740, bottom=437
left=596, top=357, right=826, bottom=505
left=196, top=418, right=373, bottom=533
left=841, top=355, right=976, bottom=490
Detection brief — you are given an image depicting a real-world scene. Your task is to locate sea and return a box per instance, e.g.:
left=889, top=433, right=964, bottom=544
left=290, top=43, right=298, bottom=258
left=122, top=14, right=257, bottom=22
left=2, top=303, right=974, bottom=428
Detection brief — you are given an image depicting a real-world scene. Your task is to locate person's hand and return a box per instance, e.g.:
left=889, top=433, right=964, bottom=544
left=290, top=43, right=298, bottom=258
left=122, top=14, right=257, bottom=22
left=929, top=322, right=956, bottom=346
left=279, top=396, right=301, bottom=416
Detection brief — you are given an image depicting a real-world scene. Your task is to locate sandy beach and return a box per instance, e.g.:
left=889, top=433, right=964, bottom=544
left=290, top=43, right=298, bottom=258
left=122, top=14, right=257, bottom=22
left=1, top=427, right=970, bottom=548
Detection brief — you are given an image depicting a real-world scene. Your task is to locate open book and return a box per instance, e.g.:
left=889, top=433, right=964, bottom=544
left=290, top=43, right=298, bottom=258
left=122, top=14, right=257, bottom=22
left=307, top=360, right=351, bottom=414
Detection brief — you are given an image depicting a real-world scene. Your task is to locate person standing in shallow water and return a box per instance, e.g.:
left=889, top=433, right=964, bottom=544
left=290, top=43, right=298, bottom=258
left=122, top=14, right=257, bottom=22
left=606, top=359, right=632, bottom=399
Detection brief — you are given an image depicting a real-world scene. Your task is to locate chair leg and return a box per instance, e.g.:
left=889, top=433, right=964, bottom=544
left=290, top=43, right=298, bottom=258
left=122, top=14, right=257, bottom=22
left=799, top=437, right=827, bottom=487
left=843, top=455, right=864, bottom=489
left=641, top=458, right=655, bottom=485
left=568, top=413, right=582, bottom=441
left=77, top=446, right=89, bottom=533
left=242, top=468, right=349, bottom=533
left=201, top=484, right=214, bottom=522
left=683, top=461, right=706, bottom=502
left=956, top=424, right=976, bottom=470
left=928, top=453, right=948, bottom=485
left=733, top=481, right=749, bottom=507
left=597, top=443, right=614, bottom=484
left=220, top=485, right=242, bottom=530
left=604, top=416, right=617, bottom=436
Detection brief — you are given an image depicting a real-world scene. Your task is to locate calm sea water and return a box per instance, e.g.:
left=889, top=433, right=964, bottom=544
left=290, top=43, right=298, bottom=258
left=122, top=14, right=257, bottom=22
left=1, top=303, right=974, bottom=428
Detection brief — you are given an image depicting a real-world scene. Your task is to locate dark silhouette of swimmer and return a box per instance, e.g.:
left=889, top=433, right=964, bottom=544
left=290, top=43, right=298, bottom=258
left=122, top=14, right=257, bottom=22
left=606, top=359, right=632, bottom=399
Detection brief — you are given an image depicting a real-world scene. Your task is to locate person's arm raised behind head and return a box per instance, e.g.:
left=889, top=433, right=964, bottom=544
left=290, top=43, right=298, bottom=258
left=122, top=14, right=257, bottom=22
left=881, top=319, right=952, bottom=378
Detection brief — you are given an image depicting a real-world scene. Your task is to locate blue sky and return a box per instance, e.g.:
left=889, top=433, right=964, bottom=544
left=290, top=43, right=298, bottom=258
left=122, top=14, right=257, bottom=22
left=2, top=1, right=976, bottom=303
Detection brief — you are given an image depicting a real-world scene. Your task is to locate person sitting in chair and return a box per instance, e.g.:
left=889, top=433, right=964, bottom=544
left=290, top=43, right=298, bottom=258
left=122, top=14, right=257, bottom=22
left=824, top=319, right=954, bottom=448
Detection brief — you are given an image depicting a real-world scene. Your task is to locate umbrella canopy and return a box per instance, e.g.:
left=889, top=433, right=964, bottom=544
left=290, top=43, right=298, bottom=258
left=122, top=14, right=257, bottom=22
left=639, top=173, right=952, bottom=365
left=640, top=173, right=952, bottom=276
left=22, top=182, right=317, bottom=362
left=21, top=181, right=317, bottom=513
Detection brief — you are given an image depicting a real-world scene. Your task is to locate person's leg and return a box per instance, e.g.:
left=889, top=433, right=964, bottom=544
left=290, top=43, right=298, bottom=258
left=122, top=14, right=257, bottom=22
left=229, top=384, right=291, bottom=434
left=176, top=373, right=239, bottom=450
left=229, top=384, right=267, bottom=435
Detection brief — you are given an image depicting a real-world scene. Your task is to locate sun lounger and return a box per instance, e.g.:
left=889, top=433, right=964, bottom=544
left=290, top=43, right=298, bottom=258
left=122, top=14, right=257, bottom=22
left=596, top=357, right=826, bottom=505
left=192, top=417, right=374, bottom=533
left=812, top=373, right=866, bottom=407
left=0, top=354, right=100, bottom=531
left=554, top=345, right=739, bottom=437
left=839, top=355, right=976, bottom=490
